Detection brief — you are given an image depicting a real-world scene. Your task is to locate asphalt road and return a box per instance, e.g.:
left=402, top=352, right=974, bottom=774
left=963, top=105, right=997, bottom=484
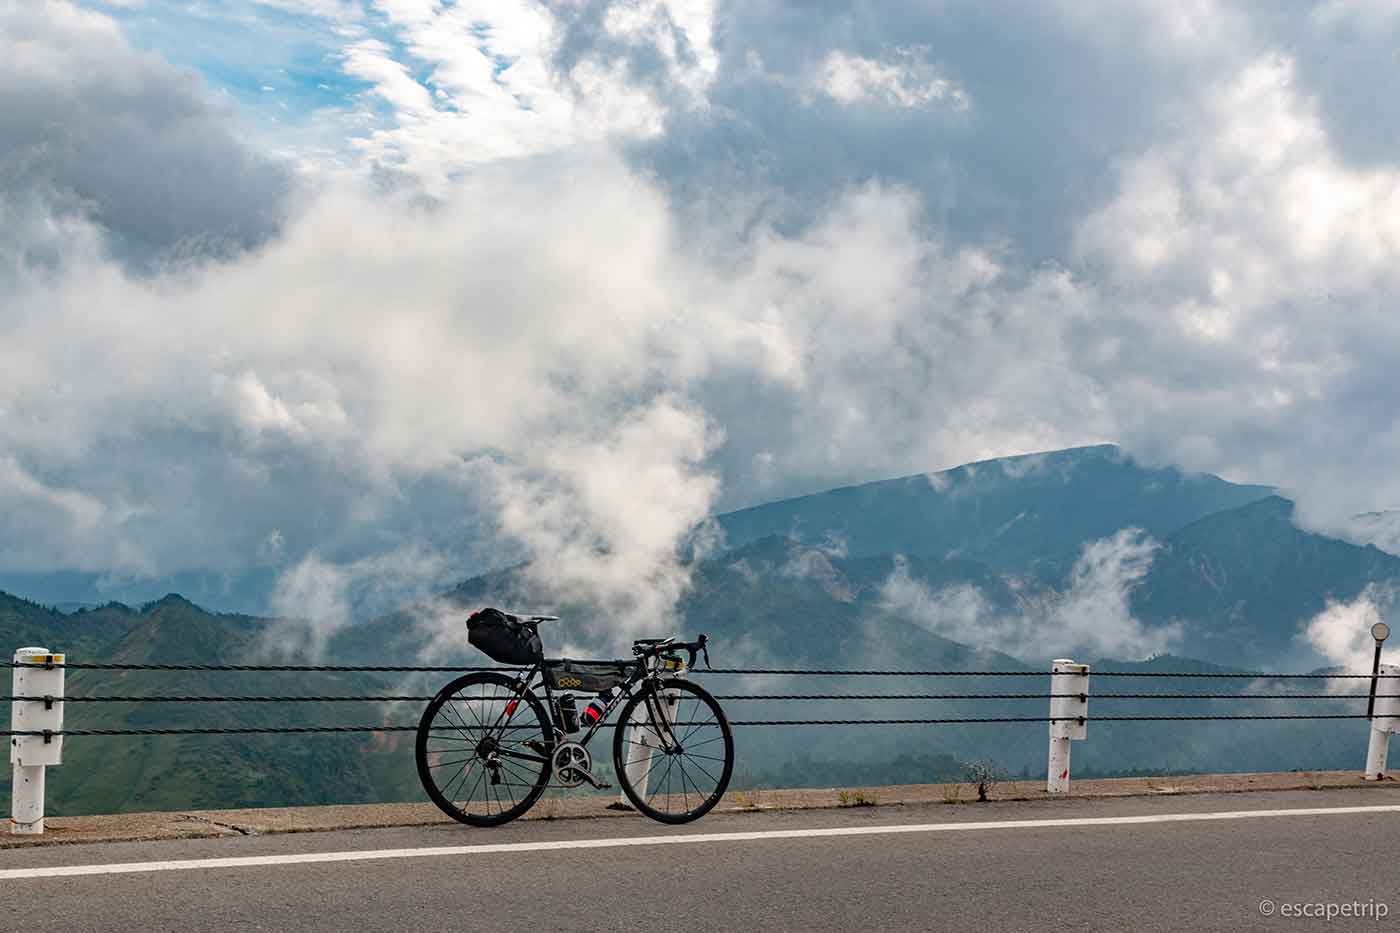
left=4, top=788, right=1400, bottom=932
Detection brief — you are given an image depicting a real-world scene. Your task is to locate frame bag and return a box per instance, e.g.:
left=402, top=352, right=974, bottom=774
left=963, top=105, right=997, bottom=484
left=466, top=608, right=543, bottom=665
left=545, top=660, right=632, bottom=693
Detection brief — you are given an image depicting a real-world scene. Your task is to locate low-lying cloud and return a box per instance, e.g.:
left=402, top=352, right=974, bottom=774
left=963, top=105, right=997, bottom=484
left=1301, top=584, right=1397, bottom=679
left=880, top=529, right=1178, bottom=662
left=268, top=545, right=455, bottom=659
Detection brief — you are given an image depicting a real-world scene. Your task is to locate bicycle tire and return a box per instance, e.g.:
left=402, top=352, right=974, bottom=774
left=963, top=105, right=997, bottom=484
left=416, top=671, right=553, bottom=827
left=613, top=678, right=734, bottom=824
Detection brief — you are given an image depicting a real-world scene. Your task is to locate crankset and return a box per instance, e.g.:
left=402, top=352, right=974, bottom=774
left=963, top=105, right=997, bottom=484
left=552, top=741, right=610, bottom=790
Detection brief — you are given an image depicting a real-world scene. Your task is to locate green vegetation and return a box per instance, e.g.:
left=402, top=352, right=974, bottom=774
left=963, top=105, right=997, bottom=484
left=3, top=445, right=1396, bottom=815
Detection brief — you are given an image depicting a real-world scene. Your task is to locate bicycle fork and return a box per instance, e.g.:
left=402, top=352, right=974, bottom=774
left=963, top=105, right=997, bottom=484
left=624, top=685, right=682, bottom=799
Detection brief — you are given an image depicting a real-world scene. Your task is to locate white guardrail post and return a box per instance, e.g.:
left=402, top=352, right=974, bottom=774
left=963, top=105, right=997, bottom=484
left=1363, top=663, right=1398, bottom=781
left=1047, top=659, right=1089, bottom=795
left=620, top=684, right=681, bottom=806
left=11, top=647, right=65, bottom=834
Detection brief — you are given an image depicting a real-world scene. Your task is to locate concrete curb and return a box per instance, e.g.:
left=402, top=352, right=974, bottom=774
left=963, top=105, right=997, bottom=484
left=5, top=770, right=1397, bottom=848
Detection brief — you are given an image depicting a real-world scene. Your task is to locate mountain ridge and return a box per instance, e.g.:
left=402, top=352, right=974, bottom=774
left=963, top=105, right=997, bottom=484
left=713, top=444, right=1276, bottom=584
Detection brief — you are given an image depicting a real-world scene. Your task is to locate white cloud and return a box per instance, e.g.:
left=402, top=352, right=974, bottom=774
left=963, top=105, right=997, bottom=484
left=601, top=0, right=718, bottom=101
left=472, top=398, right=721, bottom=643
left=880, top=530, right=1178, bottom=661
left=269, top=544, right=454, bottom=657
left=816, top=48, right=969, bottom=111
left=1340, top=512, right=1400, bottom=557
left=1301, top=584, right=1396, bottom=681
left=254, top=0, right=363, bottom=17
left=313, top=0, right=720, bottom=189
left=12, top=0, right=1400, bottom=643
left=1312, top=0, right=1400, bottom=27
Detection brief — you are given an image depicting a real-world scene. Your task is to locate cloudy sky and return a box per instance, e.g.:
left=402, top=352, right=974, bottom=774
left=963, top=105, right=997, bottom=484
left=5, top=0, right=1400, bottom=621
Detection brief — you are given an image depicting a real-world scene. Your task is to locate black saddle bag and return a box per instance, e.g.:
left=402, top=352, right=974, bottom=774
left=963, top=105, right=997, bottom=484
left=466, top=608, right=543, bottom=665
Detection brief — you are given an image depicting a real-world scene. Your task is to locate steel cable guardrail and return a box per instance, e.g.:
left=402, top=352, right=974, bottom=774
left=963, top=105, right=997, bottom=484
left=3, top=714, right=1381, bottom=738
left=9, top=659, right=1399, bottom=676
left=6, top=661, right=1396, bottom=737
left=9, top=692, right=1400, bottom=703
left=12, top=652, right=1396, bottom=835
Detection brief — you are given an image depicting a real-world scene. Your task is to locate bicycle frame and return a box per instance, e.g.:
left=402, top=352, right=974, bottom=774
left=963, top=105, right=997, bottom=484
left=507, top=657, right=680, bottom=751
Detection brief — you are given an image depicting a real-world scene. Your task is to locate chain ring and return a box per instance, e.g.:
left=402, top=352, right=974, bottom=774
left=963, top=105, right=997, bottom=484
left=551, top=741, right=592, bottom=788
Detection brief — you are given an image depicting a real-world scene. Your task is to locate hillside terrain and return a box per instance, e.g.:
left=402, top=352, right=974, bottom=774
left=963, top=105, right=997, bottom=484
left=3, top=445, right=1397, bottom=813
left=0, top=595, right=417, bottom=815
left=1135, top=496, right=1400, bottom=666
left=716, top=445, right=1274, bottom=583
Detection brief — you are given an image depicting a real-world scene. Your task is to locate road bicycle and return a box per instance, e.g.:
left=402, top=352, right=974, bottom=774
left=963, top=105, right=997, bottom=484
left=416, top=612, right=734, bottom=826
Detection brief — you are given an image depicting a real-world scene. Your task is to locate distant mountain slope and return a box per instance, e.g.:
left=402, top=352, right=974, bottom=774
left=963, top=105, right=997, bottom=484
left=699, top=523, right=1400, bottom=671
left=333, top=538, right=1376, bottom=786
left=0, top=594, right=421, bottom=816
left=0, top=568, right=280, bottom=618
left=1, top=543, right=1383, bottom=813
left=1133, top=496, right=1400, bottom=666
left=330, top=535, right=1025, bottom=673
left=0, top=592, right=150, bottom=661
left=714, top=445, right=1273, bottom=583
left=6, top=447, right=1397, bottom=813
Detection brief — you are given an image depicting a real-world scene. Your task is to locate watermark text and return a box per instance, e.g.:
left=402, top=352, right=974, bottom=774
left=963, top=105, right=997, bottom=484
left=1259, top=899, right=1389, bottom=921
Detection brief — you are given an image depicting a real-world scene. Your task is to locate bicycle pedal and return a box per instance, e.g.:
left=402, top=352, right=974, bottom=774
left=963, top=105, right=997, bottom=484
left=575, top=769, right=610, bottom=791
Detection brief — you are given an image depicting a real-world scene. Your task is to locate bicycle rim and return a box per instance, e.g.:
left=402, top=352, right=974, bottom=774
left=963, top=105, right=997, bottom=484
left=613, top=678, right=734, bottom=824
left=416, top=672, right=553, bottom=827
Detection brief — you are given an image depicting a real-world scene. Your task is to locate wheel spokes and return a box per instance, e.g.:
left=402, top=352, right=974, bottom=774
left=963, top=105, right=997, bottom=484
left=424, top=679, right=550, bottom=821
left=623, top=686, right=730, bottom=819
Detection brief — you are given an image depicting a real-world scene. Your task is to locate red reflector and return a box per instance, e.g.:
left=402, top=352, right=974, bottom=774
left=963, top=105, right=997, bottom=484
left=505, top=700, right=519, bottom=717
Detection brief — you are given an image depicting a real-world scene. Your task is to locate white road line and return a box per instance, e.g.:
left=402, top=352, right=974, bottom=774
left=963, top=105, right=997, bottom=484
left=5, top=804, right=1399, bottom=880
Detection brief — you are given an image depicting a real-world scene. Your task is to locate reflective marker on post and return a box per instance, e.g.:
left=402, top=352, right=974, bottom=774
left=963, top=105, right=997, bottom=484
left=1047, top=659, right=1089, bottom=795
left=1363, top=663, right=1398, bottom=781
left=11, top=647, right=65, bottom=835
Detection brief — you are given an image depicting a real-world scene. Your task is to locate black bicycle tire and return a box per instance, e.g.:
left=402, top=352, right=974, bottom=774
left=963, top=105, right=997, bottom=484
left=416, top=671, right=553, bottom=827
left=612, top=678, right=734, bottom=824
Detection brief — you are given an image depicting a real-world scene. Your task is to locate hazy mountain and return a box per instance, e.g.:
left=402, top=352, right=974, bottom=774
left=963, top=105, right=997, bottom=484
left=715, top=445, right=1273, bottom=584
left=0, top=445, right=1275, bottom=617
left=0, top=529, right=1382, bottom=815
left=690, top=522, right=1400, bottom=670
left=710, top=448, right=1400, bottom=668
left=3, top=444, right=1395, bottom=814
left=0, top=568, right=280, bottom=619
left=1132, top=496, right=1400, bottom=666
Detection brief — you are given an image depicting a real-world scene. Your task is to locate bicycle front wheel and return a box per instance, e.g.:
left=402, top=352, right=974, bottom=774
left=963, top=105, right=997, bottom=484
left=416, top=671, right=553, bottom=827
left=613, top=678, right=734, bottom=824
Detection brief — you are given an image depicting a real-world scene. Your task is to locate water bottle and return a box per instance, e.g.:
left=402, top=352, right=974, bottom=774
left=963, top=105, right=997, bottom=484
left=557, top=694, right=579, bottom=733
left=579, top=686, right=620, bottom=728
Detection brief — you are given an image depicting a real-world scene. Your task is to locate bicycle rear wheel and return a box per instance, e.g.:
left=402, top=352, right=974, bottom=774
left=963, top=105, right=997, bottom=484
left=416, top=671, right=553, bottom=827
left=613, top=678, right=733, bottom=824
